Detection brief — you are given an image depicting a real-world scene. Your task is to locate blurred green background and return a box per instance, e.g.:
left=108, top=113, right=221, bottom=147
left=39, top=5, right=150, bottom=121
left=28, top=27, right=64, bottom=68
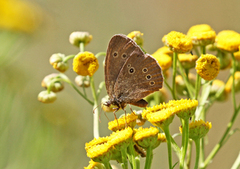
left=1, top=0, right=240, bottom=168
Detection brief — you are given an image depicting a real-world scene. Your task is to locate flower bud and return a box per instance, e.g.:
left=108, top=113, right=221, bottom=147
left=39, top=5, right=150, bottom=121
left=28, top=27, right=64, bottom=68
left=49, top=53, right=69, bottom=72
left=75, top=75, right=90, bottom=88
left=127, top=31, right=144, bottom=46
left=38, top=91, right=57, bottom=103
left=69, top=31, right=92, bottom=47
left=41, top=73, right=64, bottom=92
left=225, top=71, right=240, bottom=93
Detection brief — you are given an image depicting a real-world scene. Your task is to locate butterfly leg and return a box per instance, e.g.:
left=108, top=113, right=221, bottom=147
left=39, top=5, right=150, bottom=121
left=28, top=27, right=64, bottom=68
left=113, top=107, right=120, bottom=129
left=123, top=108, right=128, bottom=128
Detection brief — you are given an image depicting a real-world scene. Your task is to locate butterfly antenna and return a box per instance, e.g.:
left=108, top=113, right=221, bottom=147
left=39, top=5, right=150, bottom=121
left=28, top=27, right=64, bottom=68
left=93, top=103, right=102, bottom=114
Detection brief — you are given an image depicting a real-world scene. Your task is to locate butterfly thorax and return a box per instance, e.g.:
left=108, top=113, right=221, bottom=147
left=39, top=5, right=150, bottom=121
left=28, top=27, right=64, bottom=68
left=104, top=97, right=127, bottom=110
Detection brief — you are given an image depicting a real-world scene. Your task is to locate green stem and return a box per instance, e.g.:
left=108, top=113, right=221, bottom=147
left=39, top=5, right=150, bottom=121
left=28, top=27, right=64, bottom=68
left=79, top=42, right=85, bottom=52
left=170, top=135, right=181, bottom=158
left=201, top=106, right=240, bottom=168
left=95, top=52, right=106, bottom=58
left=164, top=78, right=174, bottom=97
left=59, top=74, right=94, bottom=105
left=194, top=139, right=200, bottom=169
left=102, top=161, right=112, bottom=169
left=177, top=58, right=194, bottom=99
left=63, top=54, right=75, bottom=62
left=172, top=52, right=178, bottom=100
left=163, top=126, right=172, bottom=169
left=121, top=147, right=128, bottom=169
left=231, top=53, right=237, bottom=111
left=128, top=141, right=137, bottom=169
left=135, top=156, right=141, bottom=169
left=90, top=76, right=100, bottom=138
left=201, top=46, right=206, bottom=55
left=186, top=140, right=193, bottom=168
left=194, top=74, right=201, bottom=100
left=180, top=119, right=189, bottom=169
left=144, top=146, right=153, bottom=169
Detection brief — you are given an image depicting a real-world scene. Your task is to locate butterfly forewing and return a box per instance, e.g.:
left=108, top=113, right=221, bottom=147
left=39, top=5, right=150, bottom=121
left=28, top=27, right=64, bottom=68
left=105, top=34, right=145, bottom=99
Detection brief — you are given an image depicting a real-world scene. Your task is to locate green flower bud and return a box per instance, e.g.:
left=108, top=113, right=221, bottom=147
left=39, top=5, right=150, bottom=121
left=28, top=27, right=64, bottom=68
left=69, top=31, right=92, bottom=47
left=38, top=91, right=57, bottom=103
left=49, top=53, right=69, bottom=72
left=75, top=75, right=90, bottom=88
left=41, top=73, right=64, bottom=92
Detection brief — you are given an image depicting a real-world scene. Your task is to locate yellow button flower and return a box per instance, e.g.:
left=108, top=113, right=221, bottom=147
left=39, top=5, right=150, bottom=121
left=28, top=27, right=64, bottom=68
left=133, top=127, right=159, bottom=149
left=169, top=99, right=198, bottom=119
left=187, top=24, right=216, bottom=46
left=216, top=30, right=240, bottom=52
left=85, top=136, right=109, bottom=151
left=73, top=52, right=99, bottom=76
left=108, top=127, right=133, bottom=150
left=108, top=112, right=138, bottom=131
left=163, top=31, right=193, bottom=53
left=152, top=52, right=172, bottom=71
left=178, top=53, right=198, bottom=69
left=225, top=71, right=240, bottom=93
left=152, top=46, right=173, bottom=56
left=0, top=0, right=42, bottom=33
left=127, top=31, right=144, bottom=46
left=180, top=119, right=212, bottom=140
left=195, top=54, right=220, bottom=81
left=86, top=143, right=112, bottom=163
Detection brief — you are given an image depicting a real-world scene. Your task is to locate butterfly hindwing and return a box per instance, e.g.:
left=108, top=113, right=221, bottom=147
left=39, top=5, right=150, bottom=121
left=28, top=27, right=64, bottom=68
left=104, top=34, right=145, bottom=99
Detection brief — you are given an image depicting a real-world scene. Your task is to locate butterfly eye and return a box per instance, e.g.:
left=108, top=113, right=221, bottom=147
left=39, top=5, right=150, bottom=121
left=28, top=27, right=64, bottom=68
left=122, top=53, right=127, bottom=59
left=129, top=67, right=135, bottom=74
left=149, top=81, right=155, bottom=86
left=146, top=74, right=152, bottom=80
left=142, top=68, right=148, bottom=73
left=113, top=51, right=118, bottom=58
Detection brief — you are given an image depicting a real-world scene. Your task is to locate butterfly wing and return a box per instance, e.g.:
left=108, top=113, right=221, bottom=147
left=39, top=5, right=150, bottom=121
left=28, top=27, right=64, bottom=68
left=113, top=51, right=163, bottom=105
left=105, top=34, right=145, bottom=99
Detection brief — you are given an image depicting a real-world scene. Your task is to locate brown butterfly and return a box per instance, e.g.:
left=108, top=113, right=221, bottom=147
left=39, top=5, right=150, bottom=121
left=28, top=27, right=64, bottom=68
left=104, top=34, right=163, bottom=113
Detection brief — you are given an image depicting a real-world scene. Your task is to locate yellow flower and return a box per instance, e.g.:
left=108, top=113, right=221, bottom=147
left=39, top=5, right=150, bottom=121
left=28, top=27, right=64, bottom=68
left=73, top=52, right=99, bottom=76
left=216, top=30, right=240, bottom=52
left=127, top=31, right=144, bottom=46
left=180, top=119, right=212, bottom=140
left=225, top=71, right=240, bottom=93
left=108, top=112, right=138, bottom=131
left=84, top=160, right=105, bottom=169
left=153, top=46, right=173, bottom=56
left=85, top=136, right=109, bottom=151
left=178, top=53, right=198, bottom=69
left=152, top=52, right=172, bottom=71
left=209, top=79, right=228, bottom=101
left=133, top=127, right=159, bottom=149
left=0, top=0, right=42, bottom=33
left=187, top=24, right=216, bottom=46
left=86, top=143, right=112, bottom=163
left=142, top=102, right=170, bottom=119
left=108, top=127, right=133, bottom=150
left=169, top=99, right=198, bottom=119
left=163, top=31, right=193, bottom=53
left=195, top=54, right=220, bottom=81
left=146, top=108, right=175, bottom=129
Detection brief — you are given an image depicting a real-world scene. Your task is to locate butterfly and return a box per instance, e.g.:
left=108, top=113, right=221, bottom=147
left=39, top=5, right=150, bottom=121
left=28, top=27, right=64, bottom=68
left=104, top=34, right=163, bottom=113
